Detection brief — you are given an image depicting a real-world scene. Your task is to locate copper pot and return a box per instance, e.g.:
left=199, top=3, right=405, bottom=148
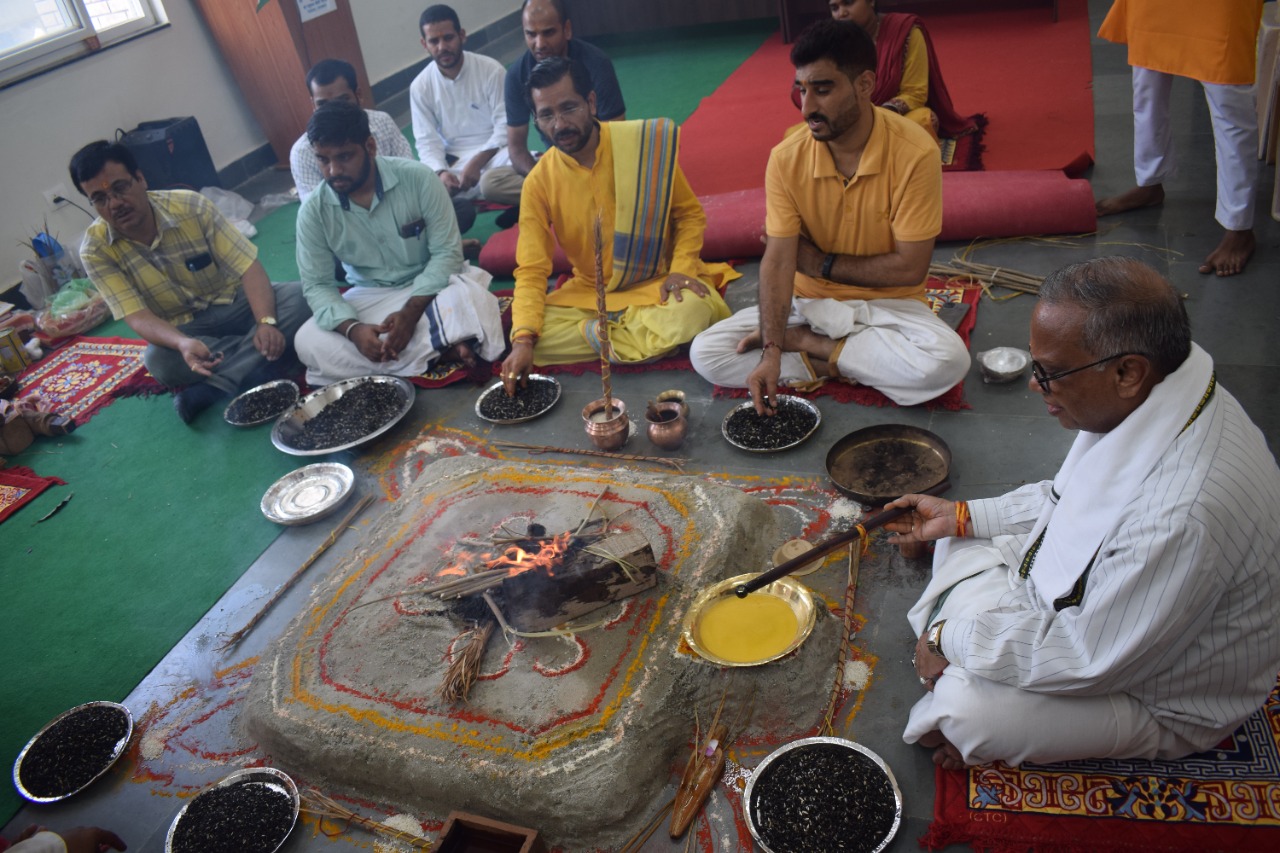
left=582, top=398, right=629, bottom=450
left=645, top=400, right=687, bottom=450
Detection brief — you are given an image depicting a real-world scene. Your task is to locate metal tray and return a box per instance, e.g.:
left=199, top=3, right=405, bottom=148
left=166, top=766, right=299, bottom=853
left=721, top=395, right=821, bottom=453
left=744, top=736, right=902, bottom=853
left=261, top=462, right=354, bottom=526
left=13, top=701, right=133, bottom=803
left=223, top=379, right=300, bottom=427
left=681, top=573, right=817, bottom=667
left=825, top=424, right=951, bottom=505
left=474, top=374, right=562, bottom=424
left=271, top=375, right=414, bottom=456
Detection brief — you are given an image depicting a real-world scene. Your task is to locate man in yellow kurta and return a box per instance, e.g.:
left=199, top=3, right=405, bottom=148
left=499, top=57, right=734, bottom=393
left=1095, top=0, right=1264, bottom=276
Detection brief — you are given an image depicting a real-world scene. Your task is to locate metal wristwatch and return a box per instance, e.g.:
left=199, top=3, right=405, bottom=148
left=257, top=315, right=277, bottom=326
left=926, top=620, right=947, bottom=661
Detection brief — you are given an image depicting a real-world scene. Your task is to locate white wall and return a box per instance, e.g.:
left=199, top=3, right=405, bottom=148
left=0, top=0, right=520, bottom=291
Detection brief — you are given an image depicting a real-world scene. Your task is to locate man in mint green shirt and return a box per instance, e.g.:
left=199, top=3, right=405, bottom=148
left=294, top=101, right=503, bottom=386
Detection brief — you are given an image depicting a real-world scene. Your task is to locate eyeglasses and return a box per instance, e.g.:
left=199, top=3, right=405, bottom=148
left=534, top=103, right=584, bottom=127
left=1030, top=353, right=1140, bottom=392
left=88, top=178, right=135, bottom=208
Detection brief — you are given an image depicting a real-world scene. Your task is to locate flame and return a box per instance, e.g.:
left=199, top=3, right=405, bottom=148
left=489, top=530, right=573, bottom=577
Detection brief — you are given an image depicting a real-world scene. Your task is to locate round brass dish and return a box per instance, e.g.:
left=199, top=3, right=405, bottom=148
left=772, top=538, right=824, bottom=577
left=825, top=424, right=951, bottom=505
left=682, top=574, right=816, bottom=667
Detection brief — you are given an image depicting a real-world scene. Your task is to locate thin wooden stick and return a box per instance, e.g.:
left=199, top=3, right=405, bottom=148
left=593, top=213, right=614, bottom=414
left=219, top=494, right=375, bottom=651
left=822, top=540, right=863, bottom=737
left=492, top=439, right=688, bottom=472
left=619, top=798, right=674, bottom=853
left=302, top=789, right=432, bottom=849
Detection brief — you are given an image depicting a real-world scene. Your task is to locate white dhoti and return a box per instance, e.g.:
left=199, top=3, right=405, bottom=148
left=296, top=265, right=504, bottom=387
left=901, top=539, right=1199, bottom=766
left=688, top=297, right=970, bottom=406
left=1132, top=65, right=1259, bottom=230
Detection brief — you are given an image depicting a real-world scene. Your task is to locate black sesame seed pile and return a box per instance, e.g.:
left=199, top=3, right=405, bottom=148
left=479, top=378, right=558, bottom=421
left=752, top=744, right=897, bottom=853
left=171, top=780, right=294, bottom=853
left=18, top=705, right=129, bottom=798
left=288, top=383, right=405, bottom=451
left=226, top=384, right=297, bottom=425
left=725, top=398, right=818, bottom=450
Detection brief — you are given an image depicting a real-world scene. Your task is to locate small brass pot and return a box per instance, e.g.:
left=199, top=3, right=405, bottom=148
left=645, top=400, right=688, bottom=450
left=582, top=398, right=629, bottom=450
left=656, top=389, right=689, bottom=418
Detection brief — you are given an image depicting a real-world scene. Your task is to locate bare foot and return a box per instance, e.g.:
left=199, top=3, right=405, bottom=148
left=917, top=730, right=967, bottom=770
left=442, top=340, right=491, bottom=383
left=784, top=325, right=837, bottom=364
left=1199, top=229, right=1255, bottom=277
left=1096, top=184, right=1165, bottom=217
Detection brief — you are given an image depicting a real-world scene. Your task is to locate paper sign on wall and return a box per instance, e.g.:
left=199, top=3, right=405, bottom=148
left=298, top=0, right=337, bottom=23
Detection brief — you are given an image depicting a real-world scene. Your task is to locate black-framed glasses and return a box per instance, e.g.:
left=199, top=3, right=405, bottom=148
left=1031, top=353, right=1140, bottom=392
left=534, top=103, right=584, bottom=127
left=88, top=177, right=135, bottom=208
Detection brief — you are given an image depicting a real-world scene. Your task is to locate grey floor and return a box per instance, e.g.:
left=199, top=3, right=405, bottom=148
left=6, top=0, right=1279, bottom=849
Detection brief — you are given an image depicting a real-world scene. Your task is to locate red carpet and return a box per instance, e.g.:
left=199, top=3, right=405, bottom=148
left=924, top=673, right=1280, bottom=852
left=16, top=336, right=149, bottom=426
left=0, top=466, right=66, bottom=525
left=713, top=280, right=980, bottom=410
left=678, top=0, right=1094, bottom=196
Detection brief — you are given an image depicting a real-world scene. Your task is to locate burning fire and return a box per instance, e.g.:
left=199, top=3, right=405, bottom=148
left=436, top=530, right=574, bottom=580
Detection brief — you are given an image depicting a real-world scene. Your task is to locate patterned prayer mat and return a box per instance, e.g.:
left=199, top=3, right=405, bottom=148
left=0, top=465, right=66, bottom=525
left=923, top=674, right=1280, bottom=852
left=714, top=281, right=981, bottom=410
left=16, top=336, right=148, bottom=425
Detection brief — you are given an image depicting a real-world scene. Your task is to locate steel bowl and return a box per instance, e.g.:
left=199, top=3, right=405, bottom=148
left=826, top=424, right=952, bottom=505
left=721, top=395, right=821, bottom=453
left=224, top=379, right=300, bottom=427
left=166, top=766, right=300, bottom=853
left=474, top=374, right=562, bottom=424
left=13, top=701, right=133, bottom=803
left=271, top=375, right=414, bottom=456
left=681, top=573, right=817, bottom=667
left=744, top=736, right=903, bottom=853
left=261, top=462, right=355, bottom=526
left=977, top=347, right=1031, bottom=384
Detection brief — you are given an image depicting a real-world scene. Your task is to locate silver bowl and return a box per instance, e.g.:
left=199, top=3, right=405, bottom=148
left=261, top=463, right=355, bottom=525
left=166, top=766, right=299, bottom=853
left=13, top=701, right=133, bottom=803
left=721, top=395, right=821, bottom=453
left=977, top=347, right=1031, bottom=384
left=744, top=736, right=902, bottom=853
left=474, top=374, right=562, bottom=424
left=224, top=380, right=300, bottom=427
left=271, top=375, right=414, bottom=456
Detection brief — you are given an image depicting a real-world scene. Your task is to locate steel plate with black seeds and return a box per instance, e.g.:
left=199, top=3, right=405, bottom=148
left=746, top=738, right=902, bottom=853
left=224, top=380, right=300, bottom=427
left=13, top=701, right=133, bottom=802
left=722, top=396, right=821, bottom=452
left=272, top=376, right=414, bottom=456
left=475, top=374, right=562, bottom=424
left=166, top=768, right=299, bottom=853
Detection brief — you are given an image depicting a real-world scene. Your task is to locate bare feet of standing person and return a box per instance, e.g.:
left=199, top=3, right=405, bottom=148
left=1199, top=229, right=1255, bottom=277
left=1095, top=183, right=1165, bottom=217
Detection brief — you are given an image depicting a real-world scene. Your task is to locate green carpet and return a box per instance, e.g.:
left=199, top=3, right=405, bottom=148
left=0, top=18, right=775, bottom=825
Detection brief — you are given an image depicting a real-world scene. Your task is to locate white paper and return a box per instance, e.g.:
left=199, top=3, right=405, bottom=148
left=297, top=0, right=337, bottom=23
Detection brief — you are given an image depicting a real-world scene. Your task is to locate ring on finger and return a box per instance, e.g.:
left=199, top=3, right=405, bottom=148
left=919, top=676, right=931, bottom=687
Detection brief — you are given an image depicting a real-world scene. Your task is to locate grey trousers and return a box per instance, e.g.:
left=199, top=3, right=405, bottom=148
left=143, top=281, right=310, bottom=394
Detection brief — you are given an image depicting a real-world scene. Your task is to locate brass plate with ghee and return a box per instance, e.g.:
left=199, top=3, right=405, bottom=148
left=682, top=574, right=816, bottom=667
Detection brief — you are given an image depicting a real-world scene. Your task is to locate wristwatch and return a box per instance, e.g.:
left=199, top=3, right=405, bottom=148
left=926, top=620, right=947, bottom=661
left=257, top=316, right=277, bottom=326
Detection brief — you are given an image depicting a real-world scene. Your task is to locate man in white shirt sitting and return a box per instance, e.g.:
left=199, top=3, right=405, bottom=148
left=411, top=4, right=522, bottom=228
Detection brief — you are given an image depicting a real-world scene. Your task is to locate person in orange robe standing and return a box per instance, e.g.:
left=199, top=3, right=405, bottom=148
left=1095, top=0, right=1264, bottom=277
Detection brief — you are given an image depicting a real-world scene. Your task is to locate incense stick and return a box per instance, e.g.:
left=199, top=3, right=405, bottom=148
left=218, top=494, right=375, bottom=651
left=492, top=439, right=687, bottom=472
left=593, top=213, right=614, bottom=415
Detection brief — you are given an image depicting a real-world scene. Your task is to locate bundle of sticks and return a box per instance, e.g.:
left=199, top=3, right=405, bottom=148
left=929, top=258, right=1044, bottom=298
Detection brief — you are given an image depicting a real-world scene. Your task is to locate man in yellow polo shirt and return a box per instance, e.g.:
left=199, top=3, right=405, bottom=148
left=500, top=57, right=735, bottom=392
left=690, top=19, right=968, bottom=410
left=72, top=140, right=310, bottom=423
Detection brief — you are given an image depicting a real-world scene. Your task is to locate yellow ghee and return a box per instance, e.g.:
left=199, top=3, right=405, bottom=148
left=696, top=593, right=799, bottom=663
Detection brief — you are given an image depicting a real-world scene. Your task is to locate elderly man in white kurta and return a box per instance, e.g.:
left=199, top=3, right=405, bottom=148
left=410, top=4, right=522, bottom=207
left=887, top=257, right=1280, bottom=769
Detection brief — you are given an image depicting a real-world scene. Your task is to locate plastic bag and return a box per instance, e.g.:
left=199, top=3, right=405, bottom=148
left=36, top=278, right=110, bottom=340
left=201, top=186, right=257, bottom=239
